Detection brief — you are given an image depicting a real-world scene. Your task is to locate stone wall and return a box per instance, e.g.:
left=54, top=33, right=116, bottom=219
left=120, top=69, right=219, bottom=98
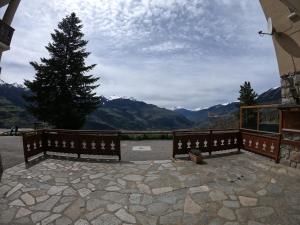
left=281, top=73, right=300, bottom=105
left=280, top=73, right=300, bottom=169
left=280, top=132, right=300, bottom=169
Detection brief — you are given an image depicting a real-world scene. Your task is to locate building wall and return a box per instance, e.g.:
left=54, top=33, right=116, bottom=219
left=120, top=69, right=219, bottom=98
left=281, top=73, right=300, bottom=104
left=260, top=0, right=300, bottom=77
left=260, top=0, right=300, bottom=168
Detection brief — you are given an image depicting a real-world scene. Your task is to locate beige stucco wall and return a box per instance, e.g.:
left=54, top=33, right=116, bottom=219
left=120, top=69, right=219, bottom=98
left=260, top=0, right=300, bottom=77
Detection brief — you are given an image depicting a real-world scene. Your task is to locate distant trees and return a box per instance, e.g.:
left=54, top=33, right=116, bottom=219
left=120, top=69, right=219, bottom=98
left=238, top=81, right=258, bottom=106
left=24, top=13, right=100, bottom=129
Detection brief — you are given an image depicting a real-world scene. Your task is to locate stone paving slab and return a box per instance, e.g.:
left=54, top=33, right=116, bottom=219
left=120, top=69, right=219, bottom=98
left=1, top=151, right=300, bottom=225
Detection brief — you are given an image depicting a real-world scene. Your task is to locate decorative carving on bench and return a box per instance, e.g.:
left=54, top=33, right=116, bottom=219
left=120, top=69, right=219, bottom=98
left=187, top=140, right=191, bottom=149
left=111, top=141, right=115, bottom=150
left=178, top=140, right=182, bottom=150
left=204, top=140, right=208, bottom=148
left=91, top=141, right=96, bottom=150
left=214, top=140, right=217, bottom=147
left=221, top=139, right=225, bottom=146
left=270, top=143, right=275, bottom=153
left=195, top=140, right=200, bottom=148
left=263, top=142, right=266, bottom=151
left=101, top=141, right=105, bottom=150
left=82, top=141, right=87, bottom=149
left=234, top=138, right=238, bottom=144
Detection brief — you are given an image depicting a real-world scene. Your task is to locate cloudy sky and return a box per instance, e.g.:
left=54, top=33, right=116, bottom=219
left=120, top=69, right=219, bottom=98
left=1, top=0, right=280, bottom=110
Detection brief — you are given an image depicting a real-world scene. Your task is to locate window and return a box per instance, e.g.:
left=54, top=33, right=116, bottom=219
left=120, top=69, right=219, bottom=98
left=240, top=105, right=280, bottom=133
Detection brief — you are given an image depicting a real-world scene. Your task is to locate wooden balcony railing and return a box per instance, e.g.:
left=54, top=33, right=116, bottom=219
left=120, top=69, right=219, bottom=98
left=173, top=129, right=281, bottom=162
left=23, top=128, right=282, bottom=164
left=173, top=130, right=241, bottom=158
left=23, top=130, right=121, bottom=163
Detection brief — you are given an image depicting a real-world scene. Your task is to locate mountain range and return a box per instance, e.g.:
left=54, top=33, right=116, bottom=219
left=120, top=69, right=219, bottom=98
left=84, top=98, right=193, bottom=130
left=0, top=80, right=281, bottom=130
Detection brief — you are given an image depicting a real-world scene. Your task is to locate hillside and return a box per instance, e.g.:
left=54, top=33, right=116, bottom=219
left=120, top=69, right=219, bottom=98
left=0, top=96, right=35, bottom=128
left=0, top=81, right=281, bottom=130
left=0, top=80, right=28, bottom=107
left=175, top=102, right=239, bottom=123
left=85, top=98, right=193, bottom=130
left=0, top=81, right=193, bottom=130
left=175, top=87, right=281, bottom=129
left=257, top=87, right=281, bottom=104
left=0, top=81, right=35, bottom=128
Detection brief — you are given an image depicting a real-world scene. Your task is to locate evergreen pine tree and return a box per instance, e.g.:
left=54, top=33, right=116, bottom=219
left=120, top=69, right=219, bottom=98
left=238, top=81, right=258, bottom=106
left=24, top=13, right=100, bottom=129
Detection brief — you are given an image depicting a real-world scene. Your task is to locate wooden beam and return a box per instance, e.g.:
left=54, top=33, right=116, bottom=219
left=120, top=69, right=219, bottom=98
left=239, top=107, right=243, bottom=129
left=281, top=139, right=300, bottom=147
left=240, top=128, right=281, bottom=135
left=240, top=104, right=280, bottom=109
left=282, top=128, right=300, bottom=134
left=257, top=109, right=260, bottom=131
left=279, top=110, right=283, bottom=133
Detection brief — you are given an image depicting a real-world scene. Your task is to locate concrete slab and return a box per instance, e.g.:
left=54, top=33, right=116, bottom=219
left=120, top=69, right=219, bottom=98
left=132, top=146, right=152, bottom=151
left=122, top=140, right=172, bottom=161
left=0, top=136, right=24, bottom=170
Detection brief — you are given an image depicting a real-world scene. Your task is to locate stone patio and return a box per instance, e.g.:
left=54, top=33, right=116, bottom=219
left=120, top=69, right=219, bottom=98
left=1, top=151, right=300, bottom=225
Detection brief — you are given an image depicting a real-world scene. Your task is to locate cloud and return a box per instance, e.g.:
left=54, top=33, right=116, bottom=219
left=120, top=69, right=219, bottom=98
left=141, top=41, right=189, bottom=53
left=0, top=0, right=280, bottom=109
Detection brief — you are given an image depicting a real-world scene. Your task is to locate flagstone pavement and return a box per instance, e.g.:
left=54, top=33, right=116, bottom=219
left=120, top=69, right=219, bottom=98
left=1, top=151, right=300, bottom=225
